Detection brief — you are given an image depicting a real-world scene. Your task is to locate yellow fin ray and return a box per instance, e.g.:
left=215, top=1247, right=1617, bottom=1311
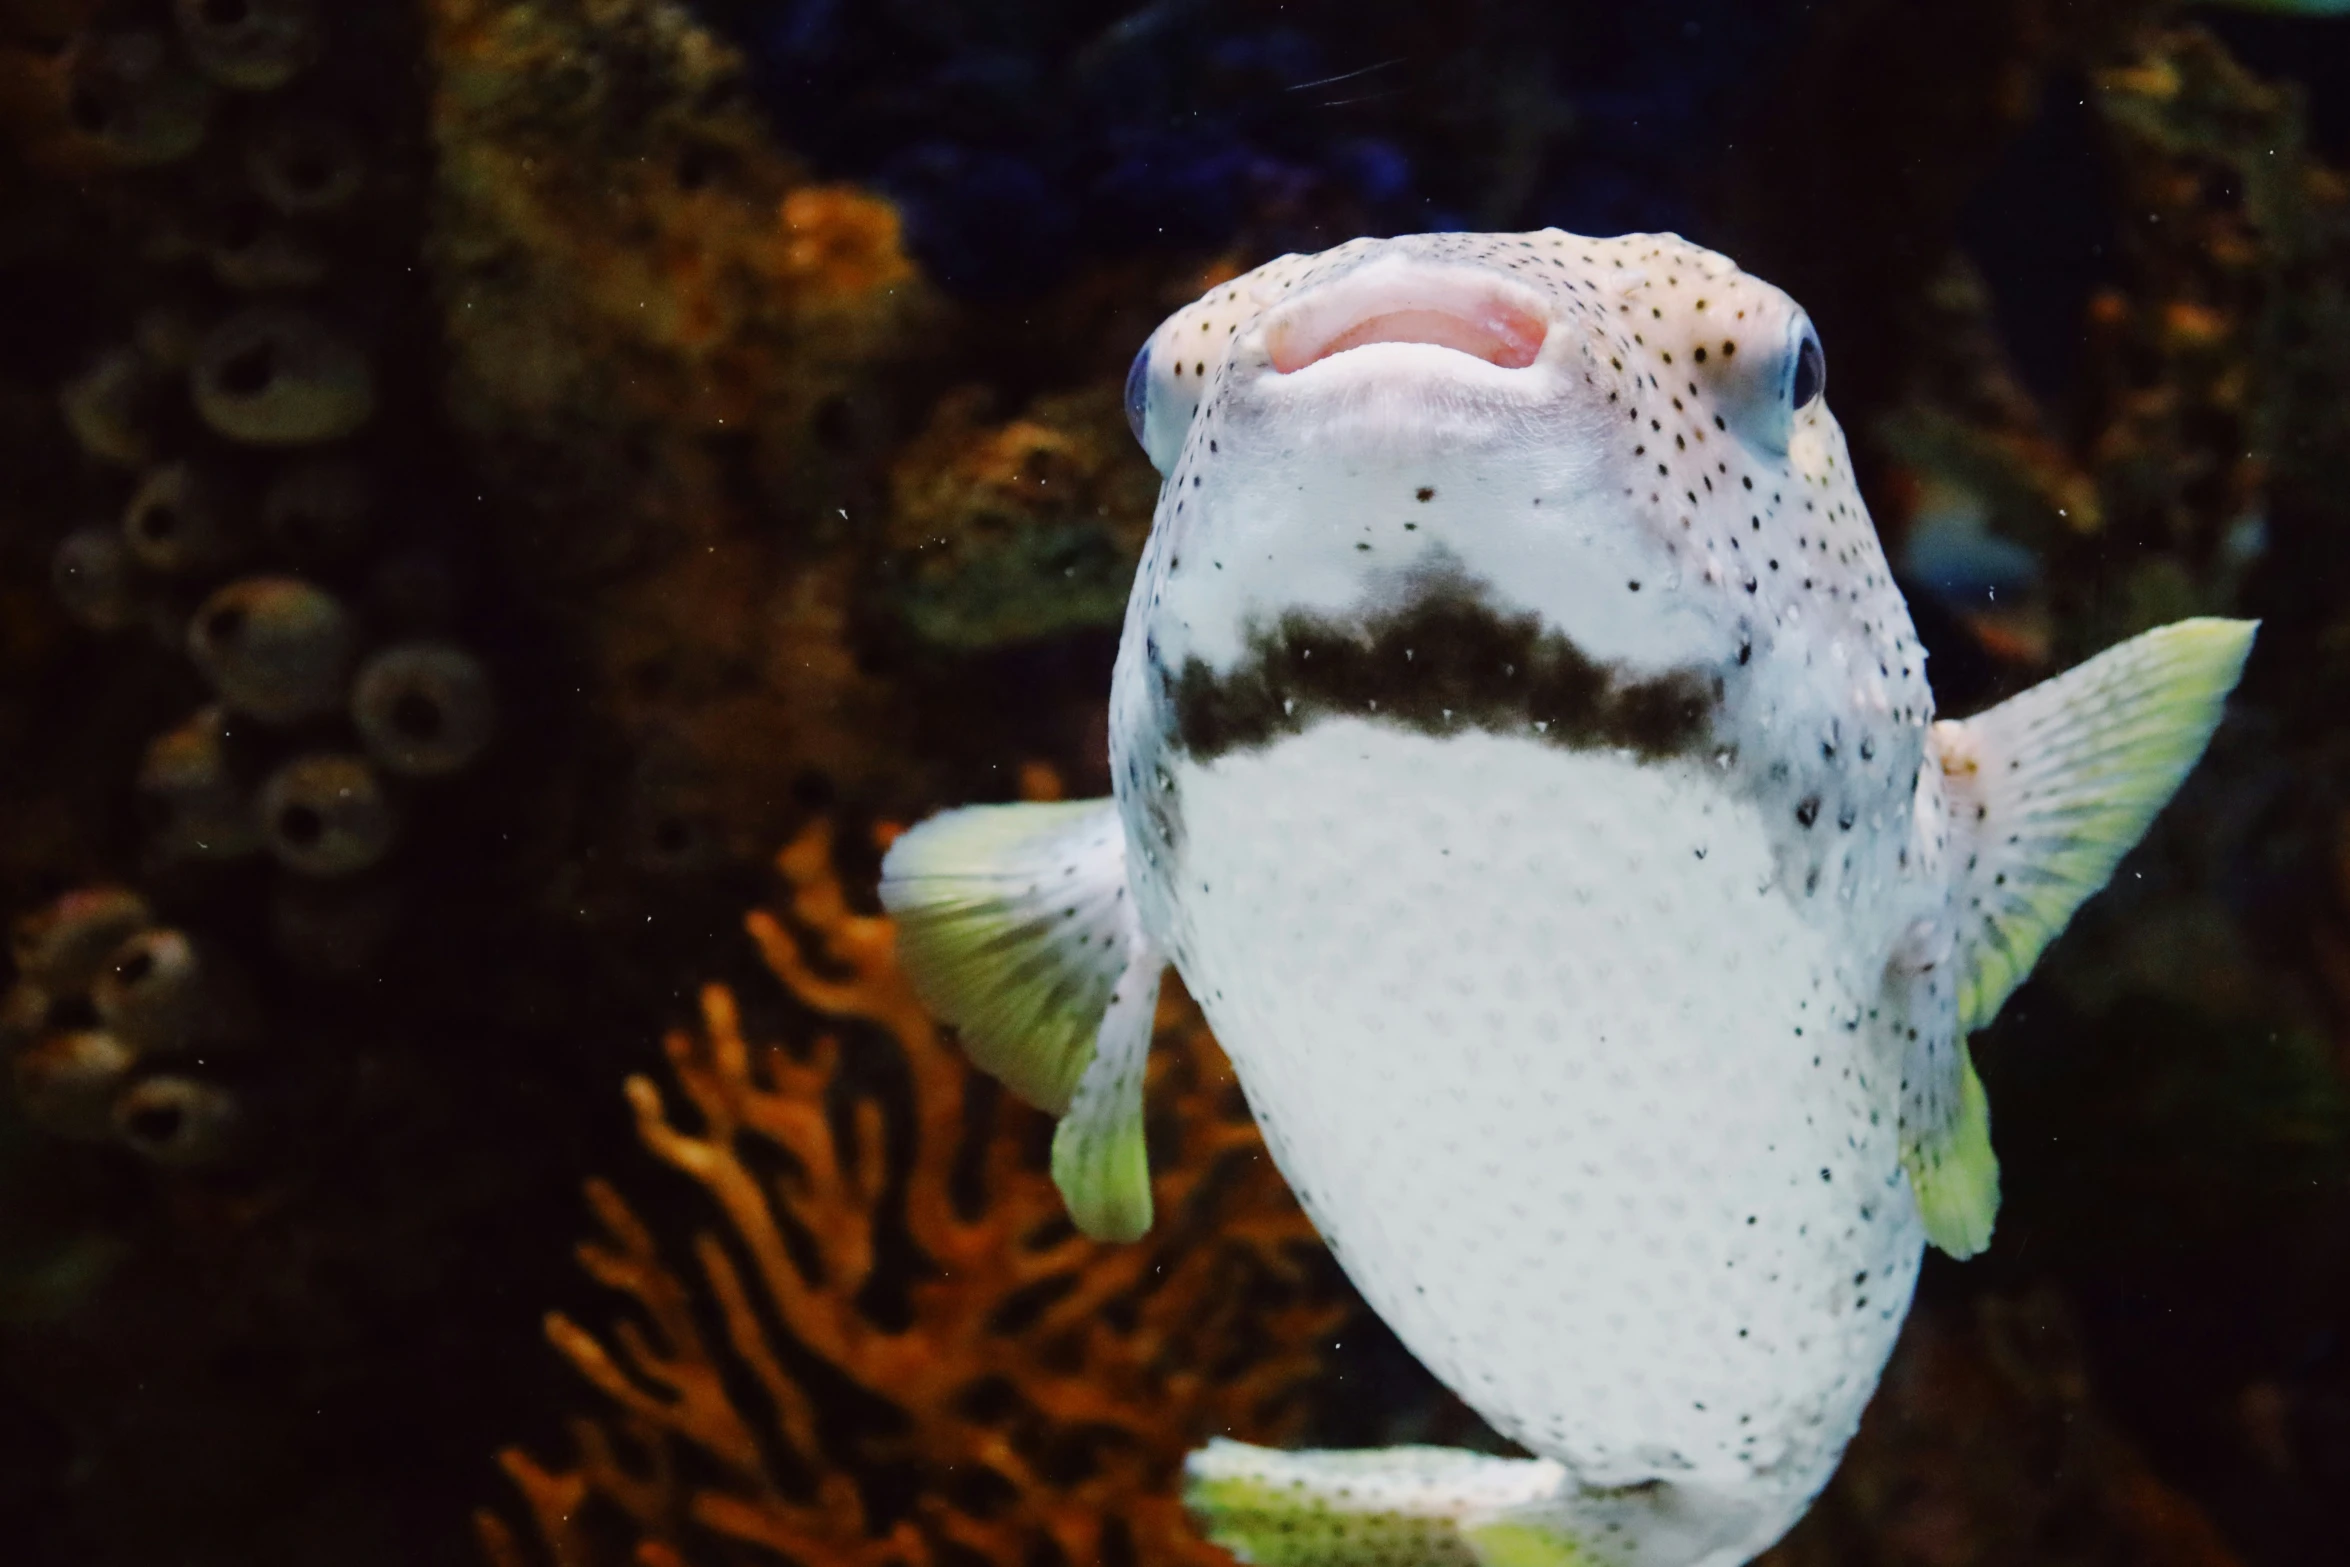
left=1936, top=617, right=2255, bottom=1035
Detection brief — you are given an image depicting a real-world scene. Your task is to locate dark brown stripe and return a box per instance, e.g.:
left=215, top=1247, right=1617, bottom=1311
left=1169, top=570, right=1719, bottom=761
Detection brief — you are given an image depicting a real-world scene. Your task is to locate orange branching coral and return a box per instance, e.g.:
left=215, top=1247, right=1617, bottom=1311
left=481, top=822, right=1340, bottom=1567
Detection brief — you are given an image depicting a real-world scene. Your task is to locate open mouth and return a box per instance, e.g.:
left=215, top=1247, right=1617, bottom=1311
left=1266, top=264, right=1549, bottom=374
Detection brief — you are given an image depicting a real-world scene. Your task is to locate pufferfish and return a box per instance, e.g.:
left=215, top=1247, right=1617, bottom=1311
left=878, top=231, right=2254, bottom=1567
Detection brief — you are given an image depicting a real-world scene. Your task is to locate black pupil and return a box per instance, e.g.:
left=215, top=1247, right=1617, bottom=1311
left=279, top=804, right=325, bottom=847
left=1792, top=334, right=1825, bottom=408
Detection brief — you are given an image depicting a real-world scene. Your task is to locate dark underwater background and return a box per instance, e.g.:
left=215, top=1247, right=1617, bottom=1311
left=0, top=1, right=2347, bottom=1564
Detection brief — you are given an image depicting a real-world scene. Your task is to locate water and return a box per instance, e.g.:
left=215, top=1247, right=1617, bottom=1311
left=0, top=2, right=2343, bottom=1565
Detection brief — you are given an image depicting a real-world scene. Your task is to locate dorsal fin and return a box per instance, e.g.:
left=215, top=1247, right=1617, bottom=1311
left=878, top=798, right=1163, bottom=1240
left=1935, top=617, right=2255, bottom=1035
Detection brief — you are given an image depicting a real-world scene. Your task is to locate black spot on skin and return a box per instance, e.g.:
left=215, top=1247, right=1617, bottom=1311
left=1416, top=487, right=1435, bottom=502
left=1170, top=564, right=1718, bottom=763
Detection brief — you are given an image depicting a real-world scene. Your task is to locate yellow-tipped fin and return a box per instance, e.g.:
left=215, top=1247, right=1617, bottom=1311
left=1185, top=1439, right=1582, bottom=1567
left=1902, top=1044, right=1999, bottom=1258
left=1935, top=617, right=2256, bottom=1034
left=1185, top=1441, right=1775, bottom=1566
left=878, top=799, right=1141, bottom=1113
left=878, top=797, right=1165, bottom=1239
left=1049, top=943, right=1161, bottom=1241
left=1901, top=617, right=2253, bottom=1259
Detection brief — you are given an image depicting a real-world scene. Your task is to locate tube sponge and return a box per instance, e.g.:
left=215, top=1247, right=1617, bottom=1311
left=62, top=27, right=213, bottom=166
left=113, top=1075, right=245, bottom=1167
left=172, top=0, right=321, bottom=92
left=60, top=343, right=168, bottom=466
left=262, top=458, right=374, bottom=560
left=138, top=705, right=263, bottom=860
left=92, top=928, right=220, bottom=1055
left=191, top=307, right=374, bottom=445
left=208, top=209, right=330, bottom=291
left=246, top=113, right=363, bottom=213
left=11, top=887, right=154, bottom=994
left=352, top=642, right=496, bottom=777
left=122, top=461, right=242, bottom=573
left=258, top=752, right=397, bottom=876
left=52, top=528, right=140, bottom=632
left=13, top=1030, right=140, bottom=1142
left=187, top=576, right=357, bottom=723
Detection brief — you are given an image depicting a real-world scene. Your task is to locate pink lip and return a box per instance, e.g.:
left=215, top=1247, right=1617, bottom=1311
left=1266, top=268, right=1549, bottom=374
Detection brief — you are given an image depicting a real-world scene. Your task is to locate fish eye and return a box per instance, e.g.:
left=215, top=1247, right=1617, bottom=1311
left=1123, top=340, right=1152, bottom=450
left=1790, top=323, right=1825, bottom=409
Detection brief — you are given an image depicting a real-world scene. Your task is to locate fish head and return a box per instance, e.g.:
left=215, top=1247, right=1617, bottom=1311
left=1124, top=232, right=1882, bottom=684
left=1129, top=232, right=1827, bottom=472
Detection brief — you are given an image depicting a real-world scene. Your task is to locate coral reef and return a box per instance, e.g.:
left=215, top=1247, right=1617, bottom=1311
left=480, top=822, right=1340, bottom=1567
left=427, top=0, right=937, bottom=872
left=3, top=0, right=512, bottom=983
left=881, top=384, right=1159, bottom=650
left=0, top=5, right=588, bottom=1564
left=1872, top=23, right=2342, bottom=663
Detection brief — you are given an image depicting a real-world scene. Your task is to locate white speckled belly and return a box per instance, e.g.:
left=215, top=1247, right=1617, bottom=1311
left=1152, top=720, right=1924, bottom=1506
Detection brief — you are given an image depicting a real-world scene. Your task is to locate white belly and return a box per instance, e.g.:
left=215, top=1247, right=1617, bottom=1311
left=1150, top=721, right=1924, bottom=1507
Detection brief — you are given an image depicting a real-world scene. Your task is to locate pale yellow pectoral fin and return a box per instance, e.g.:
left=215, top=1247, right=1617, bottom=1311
left=877, top=798, right=1141, bottom=1113
left=1049, top=945, right=1160, bottom=1242
left=1902, top=617, right=2252, bottom=1261
left=878, top=797, right=1165, bottom=1240
left=1935, top=617, right=2256, bottom=1035
left=1902, top=1044, right=1999, bottom=1259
